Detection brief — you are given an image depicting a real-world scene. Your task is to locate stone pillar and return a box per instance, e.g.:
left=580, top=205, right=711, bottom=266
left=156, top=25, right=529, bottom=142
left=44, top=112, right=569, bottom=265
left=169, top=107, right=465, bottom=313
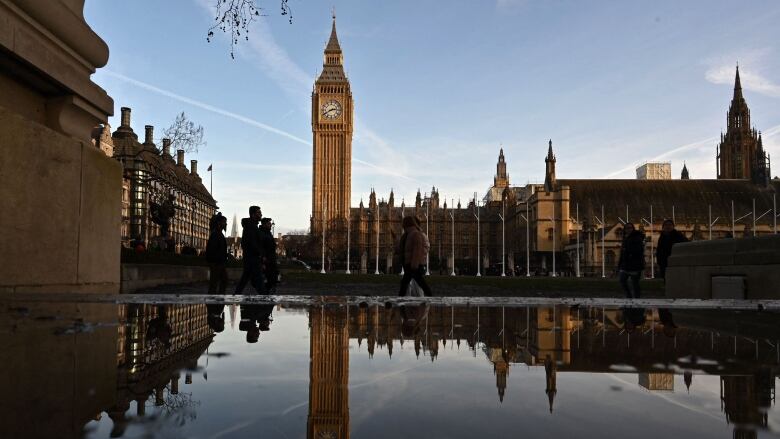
left=0, top=0, right=121, bottom=293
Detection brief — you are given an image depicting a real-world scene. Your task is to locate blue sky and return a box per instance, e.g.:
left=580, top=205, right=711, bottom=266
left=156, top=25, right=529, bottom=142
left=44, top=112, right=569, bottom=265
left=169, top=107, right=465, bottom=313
left=85, top=0, right=780, bottom=233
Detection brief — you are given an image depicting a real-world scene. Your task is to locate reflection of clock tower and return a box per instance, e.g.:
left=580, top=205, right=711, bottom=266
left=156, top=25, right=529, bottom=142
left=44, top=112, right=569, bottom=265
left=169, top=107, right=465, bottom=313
left=311, top=15, right=353, bottom=234
left=307, top=306, right=350, bottom=439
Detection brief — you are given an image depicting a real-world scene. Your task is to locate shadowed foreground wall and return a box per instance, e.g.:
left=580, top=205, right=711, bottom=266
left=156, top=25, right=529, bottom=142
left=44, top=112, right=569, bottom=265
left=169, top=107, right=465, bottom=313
left=0, top=0, right=120, bottom=293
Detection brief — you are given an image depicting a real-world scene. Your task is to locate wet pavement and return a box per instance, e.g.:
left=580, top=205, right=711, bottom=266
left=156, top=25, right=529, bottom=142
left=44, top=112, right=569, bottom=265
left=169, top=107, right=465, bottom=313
left=1, top=295, right=779, bottom=439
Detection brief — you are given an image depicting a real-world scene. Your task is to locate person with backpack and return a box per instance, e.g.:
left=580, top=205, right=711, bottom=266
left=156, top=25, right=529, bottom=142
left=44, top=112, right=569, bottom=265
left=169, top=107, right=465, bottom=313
left=617, top=222, right=645, bottom=298
left=235, top=205, right=265, bottom=294
left=656, top=219, right=688, bottom=279
left=397, top=216, right=433, bottom=297
left=206, top=213, right=228, bottom=293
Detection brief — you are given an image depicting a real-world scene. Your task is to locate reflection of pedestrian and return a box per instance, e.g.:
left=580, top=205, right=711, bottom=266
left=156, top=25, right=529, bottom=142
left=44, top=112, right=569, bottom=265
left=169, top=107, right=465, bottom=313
left=397, top=216, right=433, bottom=297
left=239, top=304, right=274, bottom=343
left=656, top=219, right=688, bottom=279
left=207, top=304, right=226, bottom=333
left=235, top=206, right=265, bottom=294
left=146, top=306, right=172, bottom=349
left=618, top=223, right=645, bottom=298
left=206, top=213, right=228, bottom=294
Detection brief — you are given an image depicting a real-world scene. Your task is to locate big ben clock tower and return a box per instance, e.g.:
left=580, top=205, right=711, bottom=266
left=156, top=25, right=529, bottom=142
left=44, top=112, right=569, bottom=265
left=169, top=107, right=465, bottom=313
left=311, top=15, right=353, bottom=234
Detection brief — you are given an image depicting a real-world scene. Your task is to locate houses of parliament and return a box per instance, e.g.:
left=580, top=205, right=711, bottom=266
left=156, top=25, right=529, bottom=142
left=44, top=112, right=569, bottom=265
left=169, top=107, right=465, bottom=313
left=311, top=18, right=777, bottom=276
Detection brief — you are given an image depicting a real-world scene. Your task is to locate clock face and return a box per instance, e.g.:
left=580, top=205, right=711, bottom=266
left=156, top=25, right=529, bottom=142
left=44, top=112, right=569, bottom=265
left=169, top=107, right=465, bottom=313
left=321, top=99, right=342, bottom=120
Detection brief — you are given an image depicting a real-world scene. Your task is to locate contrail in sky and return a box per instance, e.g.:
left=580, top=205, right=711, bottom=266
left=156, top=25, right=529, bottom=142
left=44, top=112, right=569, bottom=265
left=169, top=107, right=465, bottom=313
left=605, top=122, right=780, bottom=178
left=103, top=70, right=311, bottom=146
left=102, top=70, right=421, bottom=183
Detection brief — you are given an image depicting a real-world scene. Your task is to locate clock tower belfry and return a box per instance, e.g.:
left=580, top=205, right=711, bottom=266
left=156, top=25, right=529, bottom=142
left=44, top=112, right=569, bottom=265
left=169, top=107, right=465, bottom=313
left=311, top=15, right=353, bottom=234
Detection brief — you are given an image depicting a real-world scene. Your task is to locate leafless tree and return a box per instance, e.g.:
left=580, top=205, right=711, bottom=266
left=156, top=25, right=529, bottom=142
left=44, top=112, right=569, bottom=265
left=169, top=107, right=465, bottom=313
left=163, top=112, right=206, bottom=154
left=207, top=0, right=293, bottom=59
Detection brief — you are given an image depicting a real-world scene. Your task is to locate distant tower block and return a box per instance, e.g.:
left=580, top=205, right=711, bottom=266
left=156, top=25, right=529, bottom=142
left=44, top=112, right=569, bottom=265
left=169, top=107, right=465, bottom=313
left=636, top=162, right=672, bottom=180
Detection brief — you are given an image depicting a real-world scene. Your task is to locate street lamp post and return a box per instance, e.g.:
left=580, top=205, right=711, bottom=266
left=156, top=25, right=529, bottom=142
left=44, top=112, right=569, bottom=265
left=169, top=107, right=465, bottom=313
left=426, top=194, right=430, bottom=275
left=550, top=201, right=556, bottom=277
left=400, top=204, right=405, bottom=276
left=525, top=201, right=530, bottom=277
left=321, top=206, right=326, bottom=274
left=498, top=199, right=506, bottom=277
left=575, top=203, right=580, bottom=277
left=474, top=193, right=481, bottom=277
left=346, top=216, right=351, bottom=274
left=450, top=199, right=455, bottom=276
left=375, top=215, right=380, bottom=275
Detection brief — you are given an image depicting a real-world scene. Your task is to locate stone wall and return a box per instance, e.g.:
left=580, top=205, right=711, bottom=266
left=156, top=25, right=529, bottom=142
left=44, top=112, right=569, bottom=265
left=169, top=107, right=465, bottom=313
left=0, top=0, right=120, bottom=293
left=121, top=264, right=244, bottom=293
left=665, top=234, right=780, bottom=299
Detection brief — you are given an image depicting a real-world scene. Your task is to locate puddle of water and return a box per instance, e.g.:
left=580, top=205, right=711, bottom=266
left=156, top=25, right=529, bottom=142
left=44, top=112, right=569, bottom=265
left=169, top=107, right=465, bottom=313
left=1, top=299, right=779, bottom=439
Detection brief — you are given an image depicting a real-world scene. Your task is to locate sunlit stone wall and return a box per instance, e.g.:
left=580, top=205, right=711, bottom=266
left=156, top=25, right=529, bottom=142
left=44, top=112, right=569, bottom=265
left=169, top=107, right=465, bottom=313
left=0, top=0, right=121, bottom=293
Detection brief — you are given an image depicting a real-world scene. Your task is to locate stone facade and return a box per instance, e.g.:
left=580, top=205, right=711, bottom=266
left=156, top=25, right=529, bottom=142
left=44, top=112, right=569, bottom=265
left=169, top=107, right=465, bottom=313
left=717, top=66, right=771, bottom=185
left=110, top=107, right=217, bottom=253
left=309, top=33, right=778, bottom=277
left=0, top=0, right=122, bottom=293
left=311, top=16, right=353, bottom=235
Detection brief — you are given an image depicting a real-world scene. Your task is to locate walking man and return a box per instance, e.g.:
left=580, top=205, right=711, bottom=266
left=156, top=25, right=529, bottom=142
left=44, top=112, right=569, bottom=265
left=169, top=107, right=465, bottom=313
left=206, top=213, right=228, bottom=294
left=235, top=205, right=265, bottom=294
left=398, top=216, right=433, bottom=297
left=656, top=219, right=688, bottom=279
left=617, top=222, right=645, bottom=298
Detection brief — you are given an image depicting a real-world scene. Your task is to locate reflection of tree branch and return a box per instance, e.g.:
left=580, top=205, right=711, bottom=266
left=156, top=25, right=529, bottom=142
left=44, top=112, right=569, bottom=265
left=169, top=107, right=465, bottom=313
left=206, top=0, right=292, bottom=59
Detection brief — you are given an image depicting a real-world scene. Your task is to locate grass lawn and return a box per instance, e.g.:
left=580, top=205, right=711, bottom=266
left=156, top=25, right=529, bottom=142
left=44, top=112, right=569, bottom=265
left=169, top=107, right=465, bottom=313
left=281, top=269, right=664, bottom=297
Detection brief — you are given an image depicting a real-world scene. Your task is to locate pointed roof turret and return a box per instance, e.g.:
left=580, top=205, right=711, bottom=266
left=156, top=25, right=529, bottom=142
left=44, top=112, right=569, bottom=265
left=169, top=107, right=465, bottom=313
left=325, top=13, right=342, bottom=53
left=546, top=139, right=555, bottom=160
left=733, top=64, right=743, bottom=100
left=317, top=15, right=347, bottom=82
left=681, top=162, right=690, bottom=180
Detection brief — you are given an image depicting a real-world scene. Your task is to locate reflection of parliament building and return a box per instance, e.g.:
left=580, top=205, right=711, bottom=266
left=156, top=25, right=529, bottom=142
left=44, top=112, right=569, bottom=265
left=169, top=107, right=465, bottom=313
left=310, top=17, right=777, bottom=275
left=306, top=303, right=778, bottom=439
left=2, top=302, right=777, bottom=438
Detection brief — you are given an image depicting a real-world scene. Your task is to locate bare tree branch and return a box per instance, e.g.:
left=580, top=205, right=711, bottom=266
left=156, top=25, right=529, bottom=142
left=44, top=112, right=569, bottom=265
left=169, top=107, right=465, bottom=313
left=163, top=112, right=206, bottom=154
left=206, top=0, right=293, bottom=59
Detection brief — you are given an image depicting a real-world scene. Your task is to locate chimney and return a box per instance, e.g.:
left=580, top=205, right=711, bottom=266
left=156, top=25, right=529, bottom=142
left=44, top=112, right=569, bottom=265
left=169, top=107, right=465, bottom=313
left=191, top=160, right=198, bottom=175
left=162, top=138, right=171, bottom=156
left=144, top=125, right=154, bottom=145
left=120, top=107, right=131, bottom=127
left=177, top=149, right=184, bottom=167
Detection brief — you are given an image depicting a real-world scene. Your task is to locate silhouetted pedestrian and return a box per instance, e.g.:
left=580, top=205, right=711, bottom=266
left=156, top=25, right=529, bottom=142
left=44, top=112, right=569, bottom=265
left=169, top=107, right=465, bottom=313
left=617, top=222, right=645, bottom=298
left=235, top=205, right=265, bottom=294
left=259, top=217, right=279, bottom=292
left=398, top=216, right=433, bottom=297
left=656, top=219, right=688, bottom=279
left=206, top=213, right=228, bottom=294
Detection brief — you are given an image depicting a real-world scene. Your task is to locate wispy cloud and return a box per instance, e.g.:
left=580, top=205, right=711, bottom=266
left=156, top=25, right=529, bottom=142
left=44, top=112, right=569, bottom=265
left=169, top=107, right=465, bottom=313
left=704, top=48, right=780, bottom=97
left=496, top=0, right=528, bottom=12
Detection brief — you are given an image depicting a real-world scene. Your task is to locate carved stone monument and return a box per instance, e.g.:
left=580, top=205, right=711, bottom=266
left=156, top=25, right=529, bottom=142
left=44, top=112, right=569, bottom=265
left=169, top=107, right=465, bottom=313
left=0, top=0, right=121, bottom=293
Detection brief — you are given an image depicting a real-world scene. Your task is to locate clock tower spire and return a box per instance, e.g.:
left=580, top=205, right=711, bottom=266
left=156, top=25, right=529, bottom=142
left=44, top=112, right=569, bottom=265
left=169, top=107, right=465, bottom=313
left=312, top=15, right=353, bottom=234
